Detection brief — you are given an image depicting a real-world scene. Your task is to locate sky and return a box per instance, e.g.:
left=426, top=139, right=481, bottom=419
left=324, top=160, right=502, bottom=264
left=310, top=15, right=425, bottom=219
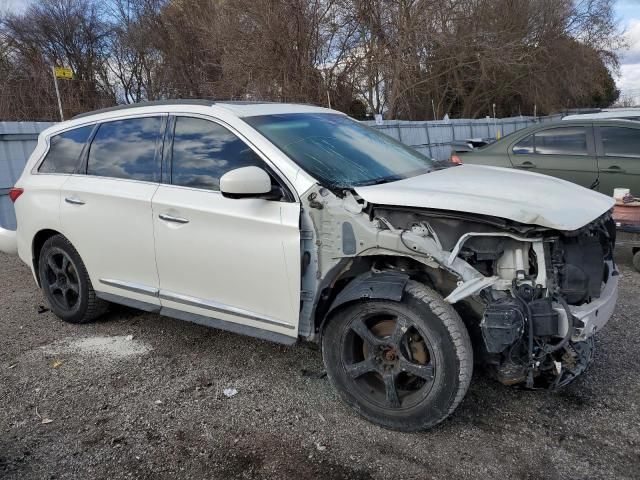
left=616, top=1, right=640, bottom=103
left=1, top=0, right=639, bottom=105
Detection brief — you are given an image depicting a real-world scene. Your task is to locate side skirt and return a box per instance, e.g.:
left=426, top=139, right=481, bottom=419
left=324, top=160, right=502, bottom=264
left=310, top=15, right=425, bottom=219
left=95, top=291, right=297, bottom=346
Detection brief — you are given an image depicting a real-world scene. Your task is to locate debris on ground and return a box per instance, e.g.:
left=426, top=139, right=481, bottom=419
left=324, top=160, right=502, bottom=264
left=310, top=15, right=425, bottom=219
left=223, top=388, right=238, bottom=398
left=50, top=359, right=63, bottom=369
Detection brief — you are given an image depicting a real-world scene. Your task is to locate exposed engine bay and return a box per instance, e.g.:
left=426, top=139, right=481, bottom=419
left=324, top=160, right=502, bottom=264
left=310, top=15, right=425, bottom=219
left=300, top=186, right=618, bottom=390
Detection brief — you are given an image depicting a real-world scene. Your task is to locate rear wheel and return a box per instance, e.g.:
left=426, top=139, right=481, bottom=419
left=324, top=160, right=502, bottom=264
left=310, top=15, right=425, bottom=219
left=322, top=281, right=473, bottom=431
left=38, top=235, right=107, bottom=324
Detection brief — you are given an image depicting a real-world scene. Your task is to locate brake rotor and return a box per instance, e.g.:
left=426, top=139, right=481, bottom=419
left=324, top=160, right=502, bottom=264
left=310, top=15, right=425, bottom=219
left=362, top=318, right=429, bottom=365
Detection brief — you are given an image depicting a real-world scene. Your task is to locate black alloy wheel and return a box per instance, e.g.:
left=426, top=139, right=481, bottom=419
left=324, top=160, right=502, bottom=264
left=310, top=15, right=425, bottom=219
left=322, top=281, right=473, bottom=431
left=38, top=234, right=108, bottom=324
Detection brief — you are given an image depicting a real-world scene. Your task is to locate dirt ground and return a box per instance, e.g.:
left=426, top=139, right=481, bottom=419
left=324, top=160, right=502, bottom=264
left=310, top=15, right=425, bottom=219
left=1, top=249, right=639, bottom=480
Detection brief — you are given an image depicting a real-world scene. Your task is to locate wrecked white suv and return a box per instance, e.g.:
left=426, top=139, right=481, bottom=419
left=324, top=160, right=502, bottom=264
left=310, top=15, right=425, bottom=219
left=1, top=101, right=618, bottom=431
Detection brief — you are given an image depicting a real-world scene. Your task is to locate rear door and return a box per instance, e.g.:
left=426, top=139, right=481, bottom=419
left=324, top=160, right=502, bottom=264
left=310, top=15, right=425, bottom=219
left=508, top=125, right=599, bottom=189
left=595, top=124, right=640, bottom=196
left=60, top=115, right=165, bottom=308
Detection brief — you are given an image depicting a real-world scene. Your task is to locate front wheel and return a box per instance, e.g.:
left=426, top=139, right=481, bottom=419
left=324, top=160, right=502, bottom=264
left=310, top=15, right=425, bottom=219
left=38, top=234, right=108, bottom=324
left=322, top=280, right=473, bottom=431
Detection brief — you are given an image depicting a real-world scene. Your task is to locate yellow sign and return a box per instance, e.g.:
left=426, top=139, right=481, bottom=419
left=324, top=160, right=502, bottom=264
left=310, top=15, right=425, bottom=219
left=54, top=67, right=74, bottom=80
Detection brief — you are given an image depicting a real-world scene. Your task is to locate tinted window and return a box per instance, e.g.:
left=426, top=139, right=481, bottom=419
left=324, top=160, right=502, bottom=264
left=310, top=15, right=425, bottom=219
left=39, top=126, right=93, bottom=173
left=245, top=113, right=436, bottom=188
left=534, top=127, right=587, bottom=156
left=601, top=127, right=640, bottom=158
left=513, top=134, right=534, bottom=154
left=87, top=117, right=162, bottom=181
left=171, top=117, right=264, bottom=190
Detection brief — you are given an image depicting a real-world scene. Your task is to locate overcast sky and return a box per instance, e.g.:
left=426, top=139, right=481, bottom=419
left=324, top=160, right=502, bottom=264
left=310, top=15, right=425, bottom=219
left=0, top=0, right=27, bottom=14
left=616, top=1, right=640, bottom=103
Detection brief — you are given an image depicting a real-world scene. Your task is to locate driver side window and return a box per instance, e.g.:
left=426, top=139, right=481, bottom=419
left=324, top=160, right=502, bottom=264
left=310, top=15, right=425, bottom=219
left=171, top=116, right=264, bottom=191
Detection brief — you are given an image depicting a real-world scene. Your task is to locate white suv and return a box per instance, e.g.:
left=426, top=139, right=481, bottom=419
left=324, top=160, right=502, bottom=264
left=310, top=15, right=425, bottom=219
left=1, top=101, right=618, bottom=431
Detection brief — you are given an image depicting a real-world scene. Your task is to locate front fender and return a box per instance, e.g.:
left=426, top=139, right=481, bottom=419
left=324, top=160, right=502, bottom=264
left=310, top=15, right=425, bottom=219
left=325, top=271, right=410, bottom=320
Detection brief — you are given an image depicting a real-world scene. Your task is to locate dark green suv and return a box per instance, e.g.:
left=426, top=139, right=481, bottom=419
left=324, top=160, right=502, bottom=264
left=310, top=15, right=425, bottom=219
left=458, top=119, right=640, bottom=196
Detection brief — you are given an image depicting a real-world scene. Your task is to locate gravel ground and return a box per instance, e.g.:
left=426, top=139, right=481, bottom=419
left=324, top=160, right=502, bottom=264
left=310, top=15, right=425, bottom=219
left=1, top=250, right=639, bottom=480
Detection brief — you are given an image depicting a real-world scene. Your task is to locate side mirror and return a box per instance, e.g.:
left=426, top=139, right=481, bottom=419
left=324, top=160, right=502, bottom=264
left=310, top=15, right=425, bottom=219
left=220, top=166, right=272, bottom=198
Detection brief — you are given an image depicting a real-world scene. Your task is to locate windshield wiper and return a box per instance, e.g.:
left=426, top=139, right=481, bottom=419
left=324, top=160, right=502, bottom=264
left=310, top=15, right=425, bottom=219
left=353, top=177, right=399, bottom=187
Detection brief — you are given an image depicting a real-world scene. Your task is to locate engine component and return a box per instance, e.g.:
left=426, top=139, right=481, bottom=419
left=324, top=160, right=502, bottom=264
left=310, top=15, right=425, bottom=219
left=529, top=298, right=559, bottom=337
left=552, top=234, right=605, bottom=305
left=481, top=297, right=525, bottom=353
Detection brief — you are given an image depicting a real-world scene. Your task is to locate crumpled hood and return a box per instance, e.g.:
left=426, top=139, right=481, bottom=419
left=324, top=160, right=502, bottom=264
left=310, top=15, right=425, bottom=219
left=354, top=164, right=614, bottom=231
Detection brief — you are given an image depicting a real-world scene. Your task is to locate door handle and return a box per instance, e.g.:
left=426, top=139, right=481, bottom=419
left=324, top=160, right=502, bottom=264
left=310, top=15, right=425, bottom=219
left=65, top=197, right=85, bottom=205
left=517, top=161, right=536, bottom=169
left=159, top=213, right=189, bottom=224
left=600, top=166, right=625, bottom=173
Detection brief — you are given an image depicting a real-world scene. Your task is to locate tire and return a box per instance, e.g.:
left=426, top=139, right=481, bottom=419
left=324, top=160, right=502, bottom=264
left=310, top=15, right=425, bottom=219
left=38, top=234, right=108, bottom=324
left=633, top=250, right=640, bottom=273
left=322, top=280, right=473, bottom=431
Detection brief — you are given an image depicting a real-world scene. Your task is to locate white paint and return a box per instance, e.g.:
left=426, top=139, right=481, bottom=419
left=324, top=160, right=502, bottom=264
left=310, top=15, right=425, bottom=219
left=355, top=164, right=614, bottom=231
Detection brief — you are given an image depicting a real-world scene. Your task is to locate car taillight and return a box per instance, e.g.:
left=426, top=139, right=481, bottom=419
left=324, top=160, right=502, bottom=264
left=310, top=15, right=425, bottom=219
left=8, top=188, right=24, bottom=203
left=451, top=155, right=462, bottom=165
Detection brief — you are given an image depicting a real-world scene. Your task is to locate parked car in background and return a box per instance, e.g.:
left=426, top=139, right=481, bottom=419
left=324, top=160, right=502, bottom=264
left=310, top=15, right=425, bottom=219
left=562, top=108, right=640, bottom=122
left=0, top=101, right=618, bottom=431
left=451, top=138, right=496, bottom=155
left=456, top=119, right=640, bottom=196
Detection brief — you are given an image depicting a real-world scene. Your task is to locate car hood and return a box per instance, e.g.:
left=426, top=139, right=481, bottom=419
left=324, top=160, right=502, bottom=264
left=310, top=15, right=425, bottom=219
left=354, top=164, right=614, bottom=231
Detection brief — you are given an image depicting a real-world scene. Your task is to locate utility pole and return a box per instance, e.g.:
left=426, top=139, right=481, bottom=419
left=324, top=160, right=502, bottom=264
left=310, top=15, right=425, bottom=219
left=52, top=67, right=64, bottom=121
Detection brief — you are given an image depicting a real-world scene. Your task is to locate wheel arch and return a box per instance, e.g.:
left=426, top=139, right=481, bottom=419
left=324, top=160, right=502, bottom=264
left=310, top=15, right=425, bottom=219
left=312, top=255, right=461, bottom=339
left=32, top=228, right=63, bottom=286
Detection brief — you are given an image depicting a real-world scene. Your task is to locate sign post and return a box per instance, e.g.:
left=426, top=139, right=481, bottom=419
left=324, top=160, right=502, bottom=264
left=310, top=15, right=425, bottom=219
left=52, top=67, right=74, bottom=121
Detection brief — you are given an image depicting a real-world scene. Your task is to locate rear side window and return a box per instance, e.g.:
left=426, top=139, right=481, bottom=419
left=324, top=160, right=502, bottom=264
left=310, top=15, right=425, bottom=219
left=171, top=117, right=264, bottom=191
left=534, top=127, right=587, bottom=156
left=39, top=126, right=93, bottom=173
left=601, top=127, right=640, bottom=158
left=87, top=117, right=162, bottom=181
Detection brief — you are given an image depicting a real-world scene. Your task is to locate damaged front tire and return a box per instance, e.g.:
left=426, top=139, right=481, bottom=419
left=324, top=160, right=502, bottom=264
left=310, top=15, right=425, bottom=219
left=322, top=280, right=473, bottom=431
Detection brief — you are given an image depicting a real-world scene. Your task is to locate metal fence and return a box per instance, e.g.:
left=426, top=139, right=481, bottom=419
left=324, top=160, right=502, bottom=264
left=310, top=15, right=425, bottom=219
left=0, top=114, right=560, bottom=230
left=365, top=115, right=560, bottom=160
left=0, top=122, right=54, bottom=229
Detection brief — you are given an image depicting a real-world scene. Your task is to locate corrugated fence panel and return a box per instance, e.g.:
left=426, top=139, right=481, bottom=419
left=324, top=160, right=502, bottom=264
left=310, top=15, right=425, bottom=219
left=0, top=122, right=53, bottom=229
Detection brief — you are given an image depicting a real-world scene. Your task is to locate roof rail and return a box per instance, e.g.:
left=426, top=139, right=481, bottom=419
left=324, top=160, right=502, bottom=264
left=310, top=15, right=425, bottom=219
left=72, top=99, right=216, bottom=119
left=71, top=99, right=302, bottom=120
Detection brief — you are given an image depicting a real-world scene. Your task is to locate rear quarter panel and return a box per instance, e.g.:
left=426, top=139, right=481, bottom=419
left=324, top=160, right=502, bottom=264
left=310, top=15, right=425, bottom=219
left=14, top=136, right=68, bottom=280
left=14, top=174, right=68, bottom=279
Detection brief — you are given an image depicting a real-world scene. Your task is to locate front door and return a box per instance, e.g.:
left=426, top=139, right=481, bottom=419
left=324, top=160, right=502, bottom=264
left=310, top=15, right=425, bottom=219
left=509, top=125, right=599, bottom=189
left=595, top=125, right=640, bottom=197
left=151, top=115, right=301, bottom=340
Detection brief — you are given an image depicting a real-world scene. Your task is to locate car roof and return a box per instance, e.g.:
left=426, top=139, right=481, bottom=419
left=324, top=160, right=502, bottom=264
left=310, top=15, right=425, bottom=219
left=72, top=100, right=336, bottom=120
left=504, top=118, right=640, bottom=137
left=563, top=109, right=640, bottom=121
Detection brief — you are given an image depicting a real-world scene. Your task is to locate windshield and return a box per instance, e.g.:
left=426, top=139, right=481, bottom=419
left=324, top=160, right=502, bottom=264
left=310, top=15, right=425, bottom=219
left=244, top=113, right=436, bottom=188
